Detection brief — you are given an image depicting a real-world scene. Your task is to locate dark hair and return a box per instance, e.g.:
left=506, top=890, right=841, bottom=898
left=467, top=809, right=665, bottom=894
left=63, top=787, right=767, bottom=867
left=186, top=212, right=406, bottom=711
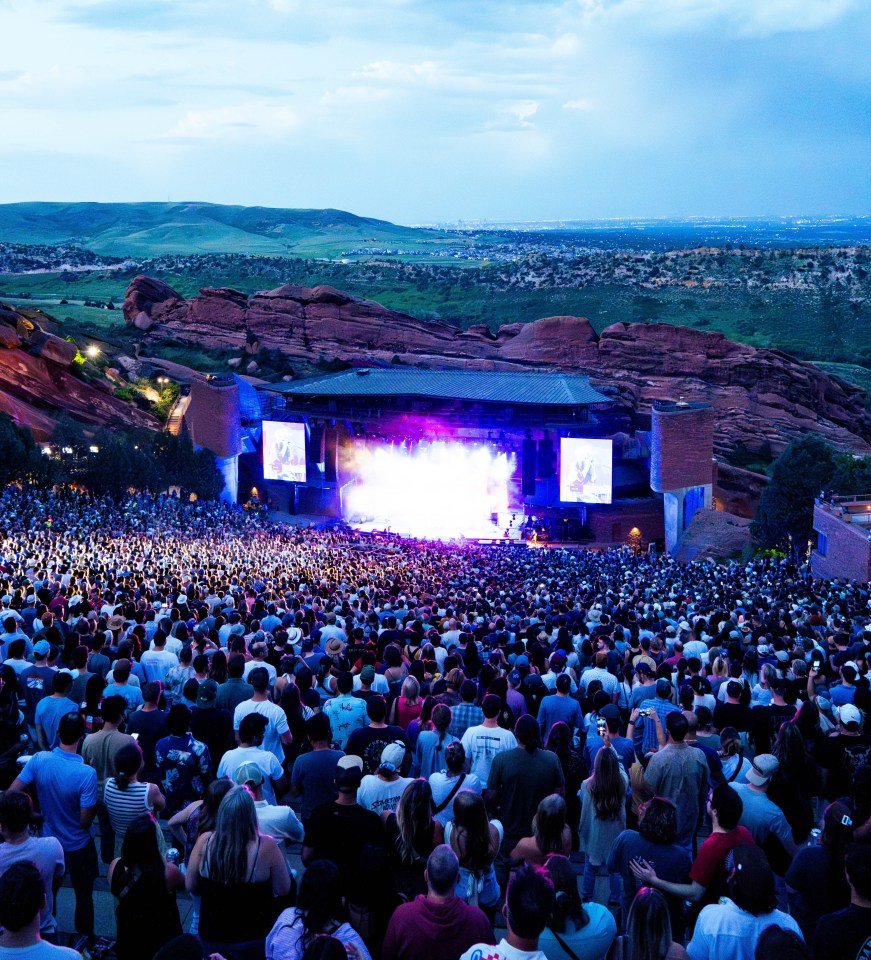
left=248, top=667, right=269, bottom=692
left=728, top=845, right=777, bottom=915
left=0, top=790, right=33, bottom=834
left=482, top=694, right=501, bottom=719
left=142, top=681, right=162, bottom=705
left=306, top=712, right=331, bottom=743
left=336, top=671, right=353, bottom=695
left=639, top=797, right=678, bottom=846
left=58, top=711, right=85, bottom=746
left=101, top=694, right=127, bottom=726
left=120, top=814, right=165, bottom=883
left=505, top=865, right=554, bottom=940
left=555, top=674, right=572, bottom=694
left=294, top=860, right=346, bottom=951
left=710, top=783, right=743, bottom=830
left=515, top=714, right=540, bottom=753
left=444, top=739, right=465, bottom=774
left=665, top=711, right=688, bottom=742
left=114, top=741, right=144, bottom=790
left=367, top=696, right=387, bottom=723
left=545, top=854, right=588, bottom=934
left=228, top=653, right=246, bottom=679
left=754, top=926, right=811, bottom=960
left=167, top=704, right=191, bottom=736
left=625, top=887, right=672, bottom=960
left=196, top=779, right=233, bottom=837
left=239, top=712, right=269, bottom=744
left=0, top=862, right=44, bottom=932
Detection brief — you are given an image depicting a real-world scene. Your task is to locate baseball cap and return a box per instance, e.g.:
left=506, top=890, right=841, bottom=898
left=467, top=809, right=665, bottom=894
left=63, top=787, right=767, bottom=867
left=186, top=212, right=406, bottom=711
left=337, top=755, right=364, bottom=772
left=233, top=761, right=264, bottom=787
left=839, top=704, right=862, bottom=727
left=508, top=670, right=522, bottom=685
left=33, top=639, right=51, bottom=656
left=514, top=654, right=529, bottom=668
left=600, top=704, right=621, bottom=721
left=379, top=741, right=406, bottom=772
left=774, top=650, right=789, bottom=663
left=746, top=754, right=780, bottom=787
left=196, top=679, right=218, bottom=708
left=360, top=665, right=375, bottom=684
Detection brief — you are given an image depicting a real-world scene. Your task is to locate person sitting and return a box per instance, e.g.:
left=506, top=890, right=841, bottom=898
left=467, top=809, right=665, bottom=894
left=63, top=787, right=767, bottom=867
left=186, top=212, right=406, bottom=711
left=382, top=845, right=495, bottom=960
left=0, top=862, right=81, bottom=960
left=686, top=844, right=802, bottom=960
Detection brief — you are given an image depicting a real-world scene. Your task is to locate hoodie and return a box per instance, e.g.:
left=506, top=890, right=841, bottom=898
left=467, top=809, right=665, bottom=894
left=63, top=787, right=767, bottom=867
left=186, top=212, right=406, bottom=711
left=382, top=894, right=495, bottom=960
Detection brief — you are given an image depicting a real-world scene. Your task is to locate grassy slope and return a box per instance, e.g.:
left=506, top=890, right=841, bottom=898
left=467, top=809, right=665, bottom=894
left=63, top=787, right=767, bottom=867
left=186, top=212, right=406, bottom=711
left=0, top=202, right=469, bottom=258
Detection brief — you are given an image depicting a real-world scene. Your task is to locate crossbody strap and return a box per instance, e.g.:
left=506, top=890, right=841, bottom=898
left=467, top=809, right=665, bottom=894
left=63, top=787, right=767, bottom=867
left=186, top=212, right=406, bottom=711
left=434, top=773, right=466, bottom=814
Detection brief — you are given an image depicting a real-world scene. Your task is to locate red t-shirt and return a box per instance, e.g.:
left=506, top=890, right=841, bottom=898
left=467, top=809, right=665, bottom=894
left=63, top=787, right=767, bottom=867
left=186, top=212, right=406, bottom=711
left=689, top=827, right=755, bottom=900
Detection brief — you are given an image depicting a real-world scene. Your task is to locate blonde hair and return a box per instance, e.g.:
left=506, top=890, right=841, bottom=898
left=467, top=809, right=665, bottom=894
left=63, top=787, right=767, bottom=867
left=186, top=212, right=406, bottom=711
left=205, top=786, right=258, bottom=885
left=401, top=676, right=420, bottom=706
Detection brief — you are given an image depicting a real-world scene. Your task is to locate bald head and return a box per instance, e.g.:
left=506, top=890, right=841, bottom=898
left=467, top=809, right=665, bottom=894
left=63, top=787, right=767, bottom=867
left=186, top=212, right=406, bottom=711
left=426, top=845, right=459, bottom=896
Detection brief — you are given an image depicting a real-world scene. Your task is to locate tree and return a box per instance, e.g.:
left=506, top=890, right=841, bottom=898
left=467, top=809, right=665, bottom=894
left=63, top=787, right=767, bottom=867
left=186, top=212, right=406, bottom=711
left=0, top=415, right=39, bottom=487
left=751, top=435, right=836, bottom=554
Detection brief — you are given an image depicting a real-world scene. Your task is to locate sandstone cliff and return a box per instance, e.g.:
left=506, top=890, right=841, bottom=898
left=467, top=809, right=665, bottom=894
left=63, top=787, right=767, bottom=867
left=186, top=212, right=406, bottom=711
left=0, top=302, right=160, bottom=440
left=123, top=276, right=870, bottom=462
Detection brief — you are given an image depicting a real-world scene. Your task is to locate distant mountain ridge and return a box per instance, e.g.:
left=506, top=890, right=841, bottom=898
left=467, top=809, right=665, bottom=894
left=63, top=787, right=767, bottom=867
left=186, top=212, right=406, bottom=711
left=0, top=201, right=435, bottom=257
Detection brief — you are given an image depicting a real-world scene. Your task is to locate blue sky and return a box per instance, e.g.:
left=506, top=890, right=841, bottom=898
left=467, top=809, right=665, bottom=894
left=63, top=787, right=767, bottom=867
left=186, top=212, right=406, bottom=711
left=0, top=0, right=868, bottom=223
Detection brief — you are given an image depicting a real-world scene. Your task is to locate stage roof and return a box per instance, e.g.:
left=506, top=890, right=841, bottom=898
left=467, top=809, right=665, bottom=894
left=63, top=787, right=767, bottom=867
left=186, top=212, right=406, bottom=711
left=261, top=369, right=611, bottom=407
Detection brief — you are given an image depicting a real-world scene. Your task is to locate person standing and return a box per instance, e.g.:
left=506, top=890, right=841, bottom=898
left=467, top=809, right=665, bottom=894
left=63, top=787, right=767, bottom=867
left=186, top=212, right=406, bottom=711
left=10, top=712, right=98, bottom=950
left=461, top=695, right=518, bottom=785
left=813, top=842, right=871, bottom=960
left=644, top=712, right=710, bottom=852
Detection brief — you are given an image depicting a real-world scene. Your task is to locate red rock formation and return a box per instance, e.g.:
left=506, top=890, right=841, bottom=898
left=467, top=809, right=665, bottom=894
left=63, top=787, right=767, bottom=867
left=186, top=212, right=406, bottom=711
left=123, top=276, right=871, bottom=462
left=0, top=301, right=160, bottom=440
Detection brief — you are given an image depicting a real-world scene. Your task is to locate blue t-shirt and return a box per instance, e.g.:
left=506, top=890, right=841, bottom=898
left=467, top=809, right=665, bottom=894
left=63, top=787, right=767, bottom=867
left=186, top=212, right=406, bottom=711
left=102, top=683, right=144, bottom=712
left=17, top=749, right=98, bottom=851
left=584, top=734, right=636, bottom=774
left=35, top=698, right=77, bottom=750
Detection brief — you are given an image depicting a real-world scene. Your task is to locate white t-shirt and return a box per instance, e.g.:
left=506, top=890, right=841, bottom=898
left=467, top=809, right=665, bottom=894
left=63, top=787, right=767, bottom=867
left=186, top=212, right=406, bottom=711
left=139, top=649, right=179, bottom=684
left=460, top=724, right=518, bottom=785
left=429, top=771, right=483, bottom=826
left=687, top=899, right=801, bottom=960
left=243, top=660, right=277, bottom=686
left=357, top=775, right=413, bottom=815
left=459, top=939, right=547, bottom=960
left=254, top=799, right=304, bottom=844
left=218, top=745, right=284, bottom=803
left=233, top=699, right=290, bottom=765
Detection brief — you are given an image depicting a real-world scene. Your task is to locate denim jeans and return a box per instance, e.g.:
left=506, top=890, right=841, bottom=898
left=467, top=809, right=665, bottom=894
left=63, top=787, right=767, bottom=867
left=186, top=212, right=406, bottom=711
left=582, top=860, right=622, bottom=903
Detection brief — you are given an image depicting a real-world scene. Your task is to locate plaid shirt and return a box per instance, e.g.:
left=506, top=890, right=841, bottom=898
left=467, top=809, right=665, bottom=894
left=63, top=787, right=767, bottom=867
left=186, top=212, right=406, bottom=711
left=449, top=702, right=484, bottom=741
left=637, top=697, right=681, bottom=753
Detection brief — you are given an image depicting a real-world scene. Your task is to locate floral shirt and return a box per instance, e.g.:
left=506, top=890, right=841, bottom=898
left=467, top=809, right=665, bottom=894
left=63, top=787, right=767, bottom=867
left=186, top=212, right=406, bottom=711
left=155, top=733, right=212, bottom=816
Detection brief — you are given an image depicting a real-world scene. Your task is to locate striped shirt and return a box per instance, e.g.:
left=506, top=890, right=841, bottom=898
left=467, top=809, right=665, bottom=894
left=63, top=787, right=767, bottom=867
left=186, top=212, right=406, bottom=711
left=104, top=778, right=150, bottom=839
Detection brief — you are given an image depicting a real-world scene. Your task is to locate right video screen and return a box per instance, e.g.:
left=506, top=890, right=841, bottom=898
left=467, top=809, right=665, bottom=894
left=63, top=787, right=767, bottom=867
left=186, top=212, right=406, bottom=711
left=559, top=437, right=613, bottom=504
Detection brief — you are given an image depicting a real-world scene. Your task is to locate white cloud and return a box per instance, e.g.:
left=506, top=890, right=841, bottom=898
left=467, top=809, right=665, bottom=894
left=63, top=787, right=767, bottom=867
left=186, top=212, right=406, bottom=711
left=563, top=98, right=595, bottom=111
left=486, top=99, right=540, bottom=131
left=163, top=102, right=299, bottom=140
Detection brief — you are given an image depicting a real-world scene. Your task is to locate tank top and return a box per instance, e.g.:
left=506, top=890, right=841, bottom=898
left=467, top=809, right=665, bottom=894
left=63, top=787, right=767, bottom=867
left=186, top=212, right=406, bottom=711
left=198, top=837, right=275, bottom=944
left=104, top=779, right=150, bottom=836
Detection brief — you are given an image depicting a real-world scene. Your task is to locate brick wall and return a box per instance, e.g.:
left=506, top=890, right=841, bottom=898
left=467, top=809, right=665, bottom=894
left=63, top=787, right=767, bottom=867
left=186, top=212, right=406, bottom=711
left=589, top=497, right=665, bottom=545
left=651, top=404, right=715, bottom=492
left=811, top=505, right=871, bottom=582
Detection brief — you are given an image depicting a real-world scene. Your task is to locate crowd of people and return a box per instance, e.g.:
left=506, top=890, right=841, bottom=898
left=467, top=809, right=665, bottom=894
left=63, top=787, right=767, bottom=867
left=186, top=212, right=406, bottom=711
left=0, top=485, right=869, bottom=960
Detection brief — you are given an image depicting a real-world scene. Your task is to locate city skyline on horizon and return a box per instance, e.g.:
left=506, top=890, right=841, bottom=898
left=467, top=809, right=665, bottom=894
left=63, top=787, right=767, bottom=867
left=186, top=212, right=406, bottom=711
left=1, top=0, right=869, bottom=224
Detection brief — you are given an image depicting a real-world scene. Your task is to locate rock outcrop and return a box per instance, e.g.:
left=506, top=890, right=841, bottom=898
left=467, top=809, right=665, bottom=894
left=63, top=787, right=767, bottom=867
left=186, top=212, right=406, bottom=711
left=0, top=302, right=160, bottom=440
left=123, top=276, right=871, bottom=462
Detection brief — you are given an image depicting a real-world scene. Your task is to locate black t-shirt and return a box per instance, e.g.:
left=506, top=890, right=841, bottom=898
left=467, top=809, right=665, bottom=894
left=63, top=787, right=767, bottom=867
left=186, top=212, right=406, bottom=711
left=713, top=701, right=752, bottom=733
left=750, top=703, right=795, bottom=754
left=189, top=707, right=234, bottom=772
left=345, top=725, right=410, bottom=775
left=817, top=733, right=871, bottom=800
left=813, top=904, right=871, bottom=960
left=304, top=801, right=386, bottom=903
left=126, top=708, right=168, bottom=779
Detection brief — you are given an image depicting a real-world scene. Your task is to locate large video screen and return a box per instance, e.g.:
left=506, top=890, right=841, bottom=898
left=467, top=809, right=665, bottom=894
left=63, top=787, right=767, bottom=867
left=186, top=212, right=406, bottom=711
left=559, top=438, right=613, bottom=504
left=263, top=421, right=307, bottom=483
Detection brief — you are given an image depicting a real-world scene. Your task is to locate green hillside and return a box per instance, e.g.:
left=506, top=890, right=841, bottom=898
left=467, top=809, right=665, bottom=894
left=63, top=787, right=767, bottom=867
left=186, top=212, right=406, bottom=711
left=0, top=202, right=467, bottom=258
